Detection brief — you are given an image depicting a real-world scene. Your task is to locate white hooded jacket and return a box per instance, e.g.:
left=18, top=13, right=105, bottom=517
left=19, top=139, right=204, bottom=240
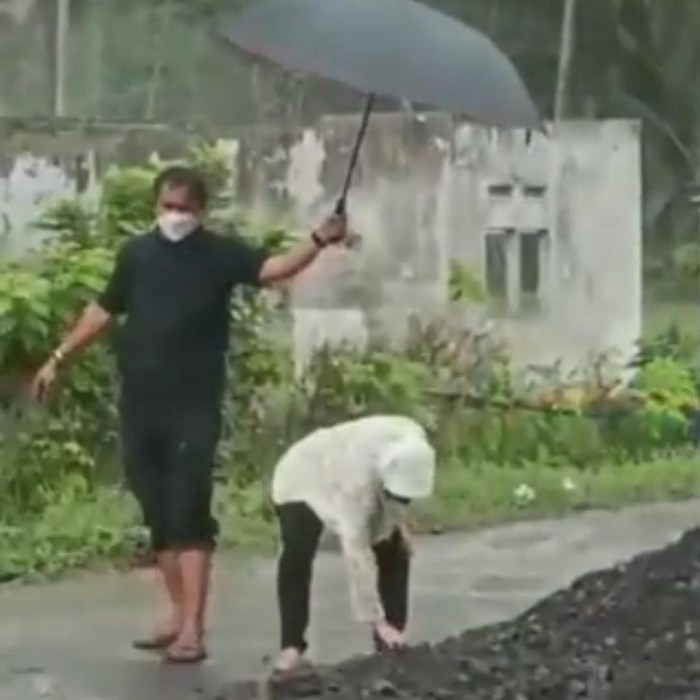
left=271, top=415, right=436, bottom=624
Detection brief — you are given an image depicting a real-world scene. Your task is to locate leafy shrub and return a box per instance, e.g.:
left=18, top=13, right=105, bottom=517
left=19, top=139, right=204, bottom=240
left=35, top=199, right=95, bottom=246
left=0, top=269, right=53, bottom=370
left=100, top=164, right=157, bottom=239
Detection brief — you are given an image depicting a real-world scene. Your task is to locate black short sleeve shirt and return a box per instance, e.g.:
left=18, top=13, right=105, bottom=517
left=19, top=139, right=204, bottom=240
left=98, top=227, right=269, bottom=402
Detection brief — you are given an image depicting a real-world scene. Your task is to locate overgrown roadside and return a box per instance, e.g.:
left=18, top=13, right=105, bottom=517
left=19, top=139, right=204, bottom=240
left=2, top=452, right=699, bottom=584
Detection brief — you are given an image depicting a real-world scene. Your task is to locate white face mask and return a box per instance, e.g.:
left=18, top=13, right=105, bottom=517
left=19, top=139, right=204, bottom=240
left=157, top=211, right=198, bottom=242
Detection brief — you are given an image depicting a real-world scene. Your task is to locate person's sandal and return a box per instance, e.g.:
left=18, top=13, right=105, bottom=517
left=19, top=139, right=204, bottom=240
left=164, top=641, right=208, bottom=665
left=132, top=631, right=178, bottom=652
left=270, top=648, right=313, bottom=681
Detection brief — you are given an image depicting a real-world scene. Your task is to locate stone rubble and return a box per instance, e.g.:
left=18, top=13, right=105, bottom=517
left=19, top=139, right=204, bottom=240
left=227, top=527, right=700, bottom=700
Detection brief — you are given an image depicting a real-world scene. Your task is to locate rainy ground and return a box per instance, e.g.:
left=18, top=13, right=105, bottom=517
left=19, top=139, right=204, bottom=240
left=1, top=499, right=699, bottom=700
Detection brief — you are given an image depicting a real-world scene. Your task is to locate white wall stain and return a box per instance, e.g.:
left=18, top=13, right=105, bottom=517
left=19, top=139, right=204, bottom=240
left=215, top=137, right=240, bottom=193
left=291, top=307, right=369, bottom=377
left=0, top=154, right=79, bottom=255
left=286, top=129, right=325, bottom=220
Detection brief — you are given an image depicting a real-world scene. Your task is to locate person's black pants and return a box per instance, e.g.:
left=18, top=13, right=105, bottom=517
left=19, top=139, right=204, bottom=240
left=120, top=397, right=221, bottom=553
left=275, top=502, right=410, bottom=652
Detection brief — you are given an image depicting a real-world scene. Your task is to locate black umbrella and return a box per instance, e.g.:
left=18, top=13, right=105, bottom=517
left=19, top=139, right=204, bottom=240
left=220, top=0, right=540, bottom=216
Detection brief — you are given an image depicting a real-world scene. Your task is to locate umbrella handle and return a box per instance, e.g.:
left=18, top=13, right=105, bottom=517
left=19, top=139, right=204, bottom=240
left=334, top=93, right=376, bottom=217
left=334, top=197, right=347, bottom=217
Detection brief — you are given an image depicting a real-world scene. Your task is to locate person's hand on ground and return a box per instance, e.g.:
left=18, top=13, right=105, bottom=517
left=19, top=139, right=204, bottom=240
left=30, top=358, right=59, bottom=401
left=373, top=620, right=407, bottom=650
left=315, top=214, right=349, bottom=246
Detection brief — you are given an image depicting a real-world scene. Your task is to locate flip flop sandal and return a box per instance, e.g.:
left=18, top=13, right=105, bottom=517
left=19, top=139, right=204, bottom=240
left=164, top=643, right=208, bottom=665
left=269, top=661, right=316, bottom=686
left=132, top=632, right=178, bottom=651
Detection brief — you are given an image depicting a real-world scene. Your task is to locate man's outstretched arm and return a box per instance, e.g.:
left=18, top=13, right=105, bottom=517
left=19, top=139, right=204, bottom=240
left=259, top=237, right=324, bottom=285
left=31, top=242, right=131, bottom=400
left=30, top=302, right=114, bottom=400
left=258, top=215, right=348, bottom=285
left=51, top=302, right=114, bottom=362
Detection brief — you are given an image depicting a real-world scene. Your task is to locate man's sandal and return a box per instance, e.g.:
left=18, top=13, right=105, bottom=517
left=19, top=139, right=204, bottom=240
left=132, top=631, right=178, bottom=651
left=164, top=641, right=208, bottom=665
left=270, top=661, right=316, bottom=685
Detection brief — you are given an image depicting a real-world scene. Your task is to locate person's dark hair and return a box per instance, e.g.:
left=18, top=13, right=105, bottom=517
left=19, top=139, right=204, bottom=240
left=153, top=166, right=209, bottom=209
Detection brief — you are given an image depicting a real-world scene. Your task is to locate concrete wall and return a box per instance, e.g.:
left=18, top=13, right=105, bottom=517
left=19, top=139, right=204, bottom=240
left=0, top=115, right=642, bottom=372
left=447, top=120, right=642, bottom=372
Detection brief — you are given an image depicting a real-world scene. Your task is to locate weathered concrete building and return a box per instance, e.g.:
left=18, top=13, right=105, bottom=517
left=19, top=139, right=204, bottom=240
left=0, top=114, right=641, bottom=373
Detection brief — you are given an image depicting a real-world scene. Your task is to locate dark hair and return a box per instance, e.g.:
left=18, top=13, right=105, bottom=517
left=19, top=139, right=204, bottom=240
left=153, top=166, right=209, bottom=209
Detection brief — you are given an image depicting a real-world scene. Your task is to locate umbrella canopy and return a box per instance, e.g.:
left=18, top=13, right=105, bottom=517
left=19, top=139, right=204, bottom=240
left=219, top=0, right=540, bottom=130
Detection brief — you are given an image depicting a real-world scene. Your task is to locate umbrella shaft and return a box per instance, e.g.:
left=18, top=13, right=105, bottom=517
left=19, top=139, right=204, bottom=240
left=335, top=94, right=375, bottom=216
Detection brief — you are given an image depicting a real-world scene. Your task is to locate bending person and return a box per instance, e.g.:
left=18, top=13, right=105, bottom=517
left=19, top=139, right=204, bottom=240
left=270, top=415, right=436, bottom=675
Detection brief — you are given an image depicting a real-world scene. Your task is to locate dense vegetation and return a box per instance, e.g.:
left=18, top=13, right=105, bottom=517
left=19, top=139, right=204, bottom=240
left=0, top=145, right=698, bottom=582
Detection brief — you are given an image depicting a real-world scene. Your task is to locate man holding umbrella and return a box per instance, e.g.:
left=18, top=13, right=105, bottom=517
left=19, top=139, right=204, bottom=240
left=30, top=165, right=348, bottom=664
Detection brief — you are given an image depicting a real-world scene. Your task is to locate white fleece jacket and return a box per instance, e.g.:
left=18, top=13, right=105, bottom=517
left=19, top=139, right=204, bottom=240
left=271, top=415, right=434, bottom=624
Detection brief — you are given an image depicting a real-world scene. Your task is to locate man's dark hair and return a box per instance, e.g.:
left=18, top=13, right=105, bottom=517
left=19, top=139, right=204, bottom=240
left=153, top=166, right=209, bottom=209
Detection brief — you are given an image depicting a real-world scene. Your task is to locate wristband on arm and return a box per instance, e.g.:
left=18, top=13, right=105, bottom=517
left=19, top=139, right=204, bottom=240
left=50, top=348, right=67, bottom=366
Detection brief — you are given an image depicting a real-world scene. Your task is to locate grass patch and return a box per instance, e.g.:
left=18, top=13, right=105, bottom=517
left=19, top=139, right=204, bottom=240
left=2, top=454, right=699, bottom=583
left=214, top=478, right=277, bottom=553
left=0, top=482, right=142, bottom=583
left=415, top=452, right=700, bottom=532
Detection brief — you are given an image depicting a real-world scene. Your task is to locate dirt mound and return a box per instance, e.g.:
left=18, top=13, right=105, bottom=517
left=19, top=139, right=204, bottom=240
left=244, top=527, right=700, bottom=700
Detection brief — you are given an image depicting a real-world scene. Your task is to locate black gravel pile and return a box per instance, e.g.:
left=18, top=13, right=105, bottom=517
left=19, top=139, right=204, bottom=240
left=226, top=527, right=700, bottom=700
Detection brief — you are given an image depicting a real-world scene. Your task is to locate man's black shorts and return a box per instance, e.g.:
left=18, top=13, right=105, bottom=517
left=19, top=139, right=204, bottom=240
left=120, top=397, right=221, bottom=552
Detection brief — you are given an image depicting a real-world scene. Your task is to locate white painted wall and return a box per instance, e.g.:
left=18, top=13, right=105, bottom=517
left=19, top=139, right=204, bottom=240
left=449, top=119, right=642, bottom=373
left=0, top=150, right=99, bottom=256
left=287, top=118, right=641, bottom=374
left=0, top=116, right=642, bottom=375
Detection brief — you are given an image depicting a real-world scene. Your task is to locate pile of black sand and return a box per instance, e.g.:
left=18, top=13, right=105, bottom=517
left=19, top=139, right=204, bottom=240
left=227, top=527, right=700, bottom=700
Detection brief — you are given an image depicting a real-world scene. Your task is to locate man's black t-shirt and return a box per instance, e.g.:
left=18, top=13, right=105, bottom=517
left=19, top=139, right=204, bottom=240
left=98, top=228, right=268, bottom=404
